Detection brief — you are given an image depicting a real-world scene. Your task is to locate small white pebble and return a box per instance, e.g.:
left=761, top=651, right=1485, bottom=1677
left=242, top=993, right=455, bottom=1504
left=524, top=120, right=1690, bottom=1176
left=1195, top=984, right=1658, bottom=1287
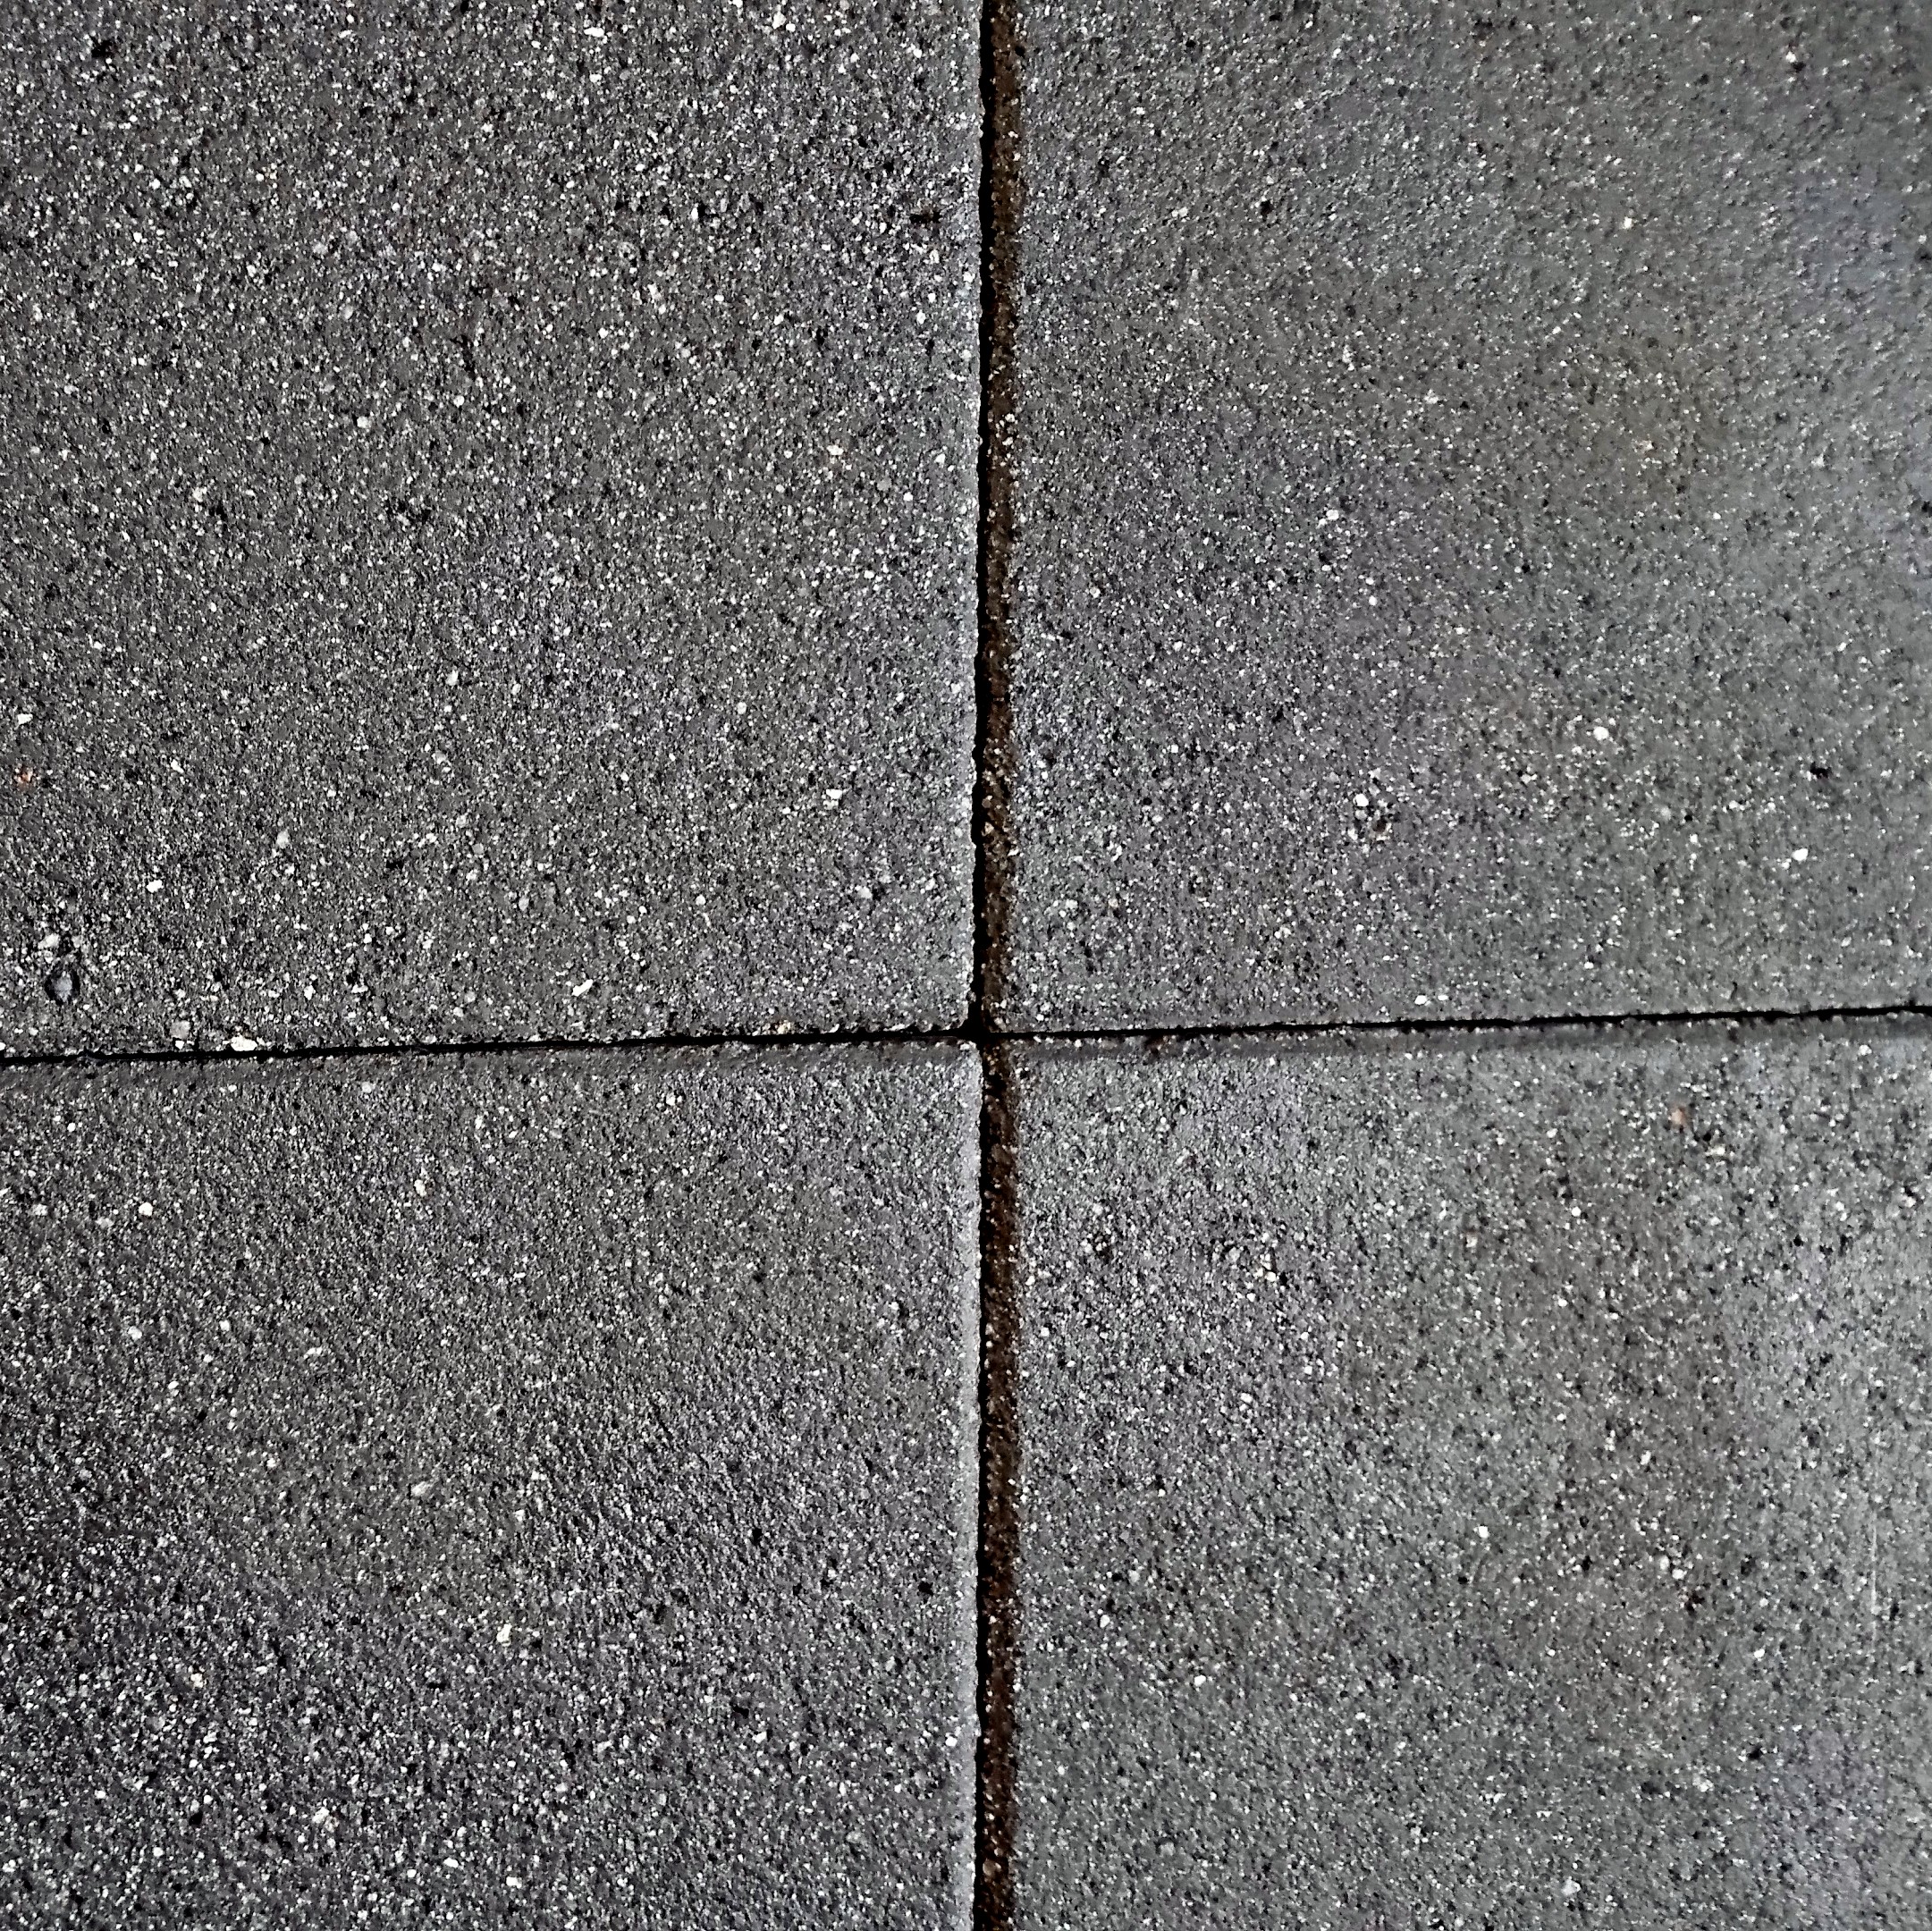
left=1593, top=724, right=1611, bottom=742
left=138, top=1201, right=155, bottom=1218
left=409, top=1480, right=434, bottom=1500
left=228, top=1035, right=259, bottom=1054
left=125, top=1325, right=143, bottom=1343
left=1791, top=847, right=1809, bottom=864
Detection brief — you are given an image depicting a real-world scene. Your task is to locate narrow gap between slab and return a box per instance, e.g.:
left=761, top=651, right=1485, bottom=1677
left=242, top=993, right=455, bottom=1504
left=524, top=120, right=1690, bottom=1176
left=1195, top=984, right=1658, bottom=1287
left=4, top=999, right=1930, bottom=1077
left=1004, top=996, right=1932, bottom=1052
left=968, top=0, right=1020, bottom=1033
left=972, top=1044, right=1021, bottom=1928
left=0, top=1022, right=964, bottom=1075
left=967, top=0, right=1026, bottom=1918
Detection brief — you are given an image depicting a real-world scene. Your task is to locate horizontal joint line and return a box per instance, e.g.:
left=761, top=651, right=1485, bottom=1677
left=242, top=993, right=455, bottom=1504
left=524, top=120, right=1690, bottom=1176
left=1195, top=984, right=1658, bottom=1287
left=2, top=999, right=1927, bottom=1074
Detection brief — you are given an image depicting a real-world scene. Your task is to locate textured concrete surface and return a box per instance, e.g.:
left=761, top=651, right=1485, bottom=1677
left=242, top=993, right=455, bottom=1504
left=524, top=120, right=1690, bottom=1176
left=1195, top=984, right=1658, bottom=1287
left=0, top=2, right=978, bottom=1053
left=0, top=1045, right=979, bottom=1926
left=1001, top=2, right=1932, bottom=1030
left=1008, top=1025, right=1932, bottom=1925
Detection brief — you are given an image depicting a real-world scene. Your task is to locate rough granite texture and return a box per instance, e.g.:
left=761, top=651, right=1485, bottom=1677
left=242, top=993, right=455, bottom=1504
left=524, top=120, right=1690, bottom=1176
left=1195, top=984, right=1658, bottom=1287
left=0, top=1, right=978, bottom=1052
left=0, top=1045, right=980, bottom=1927
left=1001, top=1, right=1932, bottom=1030
left=1009, top=1025, right=1932, bottom=1926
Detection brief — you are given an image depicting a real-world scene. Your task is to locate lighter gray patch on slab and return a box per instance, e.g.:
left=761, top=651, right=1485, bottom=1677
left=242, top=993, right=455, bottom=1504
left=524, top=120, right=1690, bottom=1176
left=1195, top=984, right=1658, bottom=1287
left=1009, top=1023, right=1932, bottom=1925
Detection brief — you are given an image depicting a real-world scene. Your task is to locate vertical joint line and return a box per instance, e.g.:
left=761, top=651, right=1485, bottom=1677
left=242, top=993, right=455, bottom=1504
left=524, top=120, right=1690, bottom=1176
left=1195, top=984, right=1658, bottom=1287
left=974, top=1043, right=1019, bottom=1928
left=971, top=0, right=1020, bottom=1034
left=971, top=0, right=1024, bottom=1925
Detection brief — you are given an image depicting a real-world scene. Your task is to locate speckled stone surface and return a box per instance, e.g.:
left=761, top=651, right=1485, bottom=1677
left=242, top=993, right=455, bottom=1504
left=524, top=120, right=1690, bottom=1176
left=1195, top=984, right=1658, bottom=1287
left=1008, top=1025, right=1932, bottom=1926
left=1000, top=2, right=1932, bottom=1030
left=0, top=2, right=977, bottom=1052
left=0, top=1045, right=979, bottom=1927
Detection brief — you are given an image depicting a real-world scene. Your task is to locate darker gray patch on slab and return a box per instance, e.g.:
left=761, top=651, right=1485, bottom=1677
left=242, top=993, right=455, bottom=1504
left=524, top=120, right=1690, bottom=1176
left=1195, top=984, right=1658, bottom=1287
left=1008, top=1024, right=1932, bottom=1925
left=0, top=1, right=977, bottom=1053
left=0, top=1045, right=980, bottom=1927
left=1003, top=2, right=1932, bottom=1029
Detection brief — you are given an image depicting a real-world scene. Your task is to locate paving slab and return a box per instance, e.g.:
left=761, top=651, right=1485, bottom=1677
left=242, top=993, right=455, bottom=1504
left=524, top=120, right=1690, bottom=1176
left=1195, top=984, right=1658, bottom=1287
left=1008, top=1024, right=1932, bottom=1926
left=0, top=1044, right=979, bottom=1926
left=1000, top=2, right=1932, bottom=1030
left=0, top=2, right=978, bottom=1053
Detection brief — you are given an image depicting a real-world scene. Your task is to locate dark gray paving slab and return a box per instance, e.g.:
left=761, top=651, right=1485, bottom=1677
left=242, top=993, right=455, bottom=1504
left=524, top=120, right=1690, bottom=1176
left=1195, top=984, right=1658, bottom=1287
left=1000, top=3, right=1932, bottom=1030
left=1008, top=1025, right=1932, bottom=1926
left=1, top=2, right=977, bottom=1053
left=0, top=1045, right=978, bottom=1926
